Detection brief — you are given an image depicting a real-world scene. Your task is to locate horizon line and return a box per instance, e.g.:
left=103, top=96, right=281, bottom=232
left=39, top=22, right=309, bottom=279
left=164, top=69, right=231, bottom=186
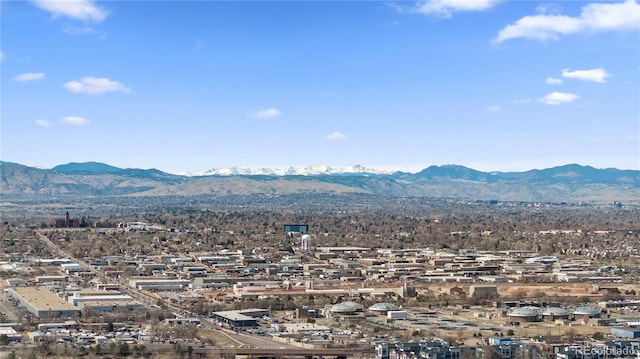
left=2, top=160, right=639, bottom=176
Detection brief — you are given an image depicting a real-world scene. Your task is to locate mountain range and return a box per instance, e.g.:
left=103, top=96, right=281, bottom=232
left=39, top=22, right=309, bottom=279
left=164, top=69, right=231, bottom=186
left=1, top=161, right=638, bottom=203
left=179, top=164, right=393, bottom=177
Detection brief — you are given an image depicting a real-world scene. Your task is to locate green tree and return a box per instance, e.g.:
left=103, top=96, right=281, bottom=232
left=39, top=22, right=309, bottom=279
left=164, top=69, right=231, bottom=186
left=110, top=342, right=118, bottom=356
left=133, top=344, right=147, bottom=357
left=119, top=342, right=130, bottom=357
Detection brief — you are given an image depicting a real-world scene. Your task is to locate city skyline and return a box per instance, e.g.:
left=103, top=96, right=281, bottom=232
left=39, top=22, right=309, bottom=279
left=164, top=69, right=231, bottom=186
left=2, top=0, right=639, bottom=174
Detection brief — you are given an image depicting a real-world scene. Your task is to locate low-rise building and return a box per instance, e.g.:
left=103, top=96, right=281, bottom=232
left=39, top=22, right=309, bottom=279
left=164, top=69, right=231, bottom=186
left=7, top=287, right=80, bottom=318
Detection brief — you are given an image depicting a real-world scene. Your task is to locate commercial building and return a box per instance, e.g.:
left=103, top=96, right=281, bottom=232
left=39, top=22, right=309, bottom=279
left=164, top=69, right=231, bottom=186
left=611, top=327, right=640, bottom=339
left=128, top=278, right=190, bottom=291
left=67, top=291, right=141, bottom=312
left=210, top=308, right=268, bottom=328
left=0, top=327, right=21, bottom=343
left=7, top=287, right=80, bottom=318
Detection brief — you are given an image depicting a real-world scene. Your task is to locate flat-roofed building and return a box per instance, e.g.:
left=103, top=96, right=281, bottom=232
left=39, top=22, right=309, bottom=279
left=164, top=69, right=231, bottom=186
left=7, top=287, right=80, bottom=318
left=611, top=327, right=640, bottom=339
left=478, top=275, right=507, bottom=283
left=5, top=278, right=27, bottom=287
left=95, top=283, right=120, bottom=291
left=210, top=308, right=268, bottom=328
left=34, top=258, right=71, bottom=266
left=128, top=278, right=190, bottom=291
left=35, top=275, right=68, bottom=284
left=61, top=263, right=83, bottom=273
left=598, top=300, right=640, bottom=309
left=183, top=266, right=206, bottom=278
left=190, top=277, right=231, bottom=290
left=0, top=327, right=21, bottom=343
left=78, top=300, right=143, bottom=312
left=316, top=247, right=371, bottom=254
left=68, top=291, right=136, bottom=307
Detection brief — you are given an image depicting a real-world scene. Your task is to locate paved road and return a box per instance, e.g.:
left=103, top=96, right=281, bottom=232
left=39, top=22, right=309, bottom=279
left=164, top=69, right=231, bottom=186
left=34, top=231, right=307, bottom=350
left=126, top=343, right=367, bottom=358
left=228, top=329, right=301, bottom=349
left=0, top=298, right=18, bottom=321
left=36, top=231, right=175, bottom=307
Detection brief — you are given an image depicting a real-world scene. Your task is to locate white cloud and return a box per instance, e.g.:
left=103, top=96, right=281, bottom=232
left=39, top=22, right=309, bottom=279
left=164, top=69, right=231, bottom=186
left=35, top=119, right=51, bottom=127
left=60, top=116, right=89, bottom=126
left=535, top=3, right=563, bottom=15
left=14, top=72, right=46, bottom=82
left=486, top=105, right=501, bottom=112
left=495, top=0, right=640, bottom=42
left=562, top=68, right=610, bottom=83
left=538, top=91, right=579, bottom=105
left=32, top=0, right=108, bottom=22
left=325, top=131, right=346, bottom=140
left=63, top=25, right=96, bottom=35
left=253, top=108, right=281, bottom=119
left=64, top=77, right=131, bottom=94
left=415, top=0, right=502, bottom=17
left=581, top=0, right=640, bottom=31
left=546, top=77, right=563, bottom=85
left=512, top=98, right=531, bottom=104
left=496, top=14, right=582, bottom=42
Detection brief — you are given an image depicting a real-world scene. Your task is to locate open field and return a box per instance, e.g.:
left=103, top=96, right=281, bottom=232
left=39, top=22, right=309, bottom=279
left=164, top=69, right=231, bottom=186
left=197, top=328, right=245, bottom=348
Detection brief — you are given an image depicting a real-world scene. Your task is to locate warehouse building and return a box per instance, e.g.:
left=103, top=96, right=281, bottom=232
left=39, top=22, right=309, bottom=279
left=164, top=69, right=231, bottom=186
left=68, top=291, right=136, bottom=307
left=128, top=278, right=191, bottom=291
left=611, top=327, right=640, bottom=339
left=7, top=287, right=80, bottom=318
left=210, top=308, right=268, bottom=328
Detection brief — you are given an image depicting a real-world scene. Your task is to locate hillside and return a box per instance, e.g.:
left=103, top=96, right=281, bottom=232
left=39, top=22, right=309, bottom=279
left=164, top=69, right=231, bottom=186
left=1, top=161, right=638, bottom=203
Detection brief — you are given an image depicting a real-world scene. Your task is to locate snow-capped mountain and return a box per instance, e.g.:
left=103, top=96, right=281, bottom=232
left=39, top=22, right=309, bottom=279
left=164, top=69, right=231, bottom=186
left=3, top=161, right=638, bottom=202
left=180, top=164, right=395, bottom=177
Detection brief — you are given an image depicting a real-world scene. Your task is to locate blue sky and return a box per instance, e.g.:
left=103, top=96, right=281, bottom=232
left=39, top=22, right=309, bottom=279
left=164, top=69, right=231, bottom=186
left=2, top=0, right=639, bottom=173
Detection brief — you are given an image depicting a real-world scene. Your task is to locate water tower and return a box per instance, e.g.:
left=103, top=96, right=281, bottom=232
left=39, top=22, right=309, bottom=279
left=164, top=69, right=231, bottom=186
left=301, top=234, right=313, bottom=251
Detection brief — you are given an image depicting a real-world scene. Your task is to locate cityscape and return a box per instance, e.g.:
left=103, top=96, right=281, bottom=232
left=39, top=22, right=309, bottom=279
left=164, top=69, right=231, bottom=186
left=0, top=188, right=639, bottom=358
left=1, top=0, right=639, bottom=358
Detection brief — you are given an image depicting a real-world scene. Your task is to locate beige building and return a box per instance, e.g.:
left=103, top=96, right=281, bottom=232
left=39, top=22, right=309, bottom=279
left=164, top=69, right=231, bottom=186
left=7, top=287, right=80, bottom=318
